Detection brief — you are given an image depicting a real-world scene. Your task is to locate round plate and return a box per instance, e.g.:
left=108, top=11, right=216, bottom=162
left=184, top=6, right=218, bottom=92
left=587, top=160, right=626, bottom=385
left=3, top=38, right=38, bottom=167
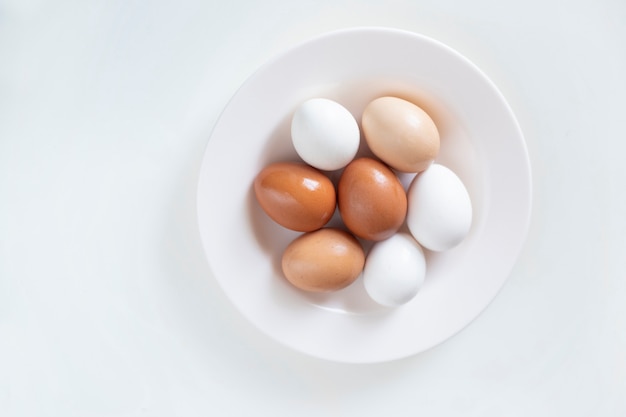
left=196, top=27, right=531, bottom=363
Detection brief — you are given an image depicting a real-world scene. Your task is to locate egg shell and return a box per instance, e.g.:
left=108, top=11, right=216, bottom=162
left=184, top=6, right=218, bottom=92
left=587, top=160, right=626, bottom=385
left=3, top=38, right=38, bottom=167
left=363, top=233, right=426, bottom=307
left=291, top=98, right=360, bottom=171
left=406, top=163, right=472, bottom=251
left=254, top=162, right=336, bottom=232
left=338, top=157, right=407, bottom=241
left=281, top=228, right=365, bottom=292
left=362, top=96, right=440, bottom=173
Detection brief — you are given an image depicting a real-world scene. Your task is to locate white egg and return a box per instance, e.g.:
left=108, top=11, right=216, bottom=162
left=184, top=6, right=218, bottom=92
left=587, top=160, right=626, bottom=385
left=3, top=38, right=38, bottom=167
left=363, top=233, right=426, bottom=307
left=291, top=98, right=360, bottom=171
left=407, top=164, right=472, bottom=252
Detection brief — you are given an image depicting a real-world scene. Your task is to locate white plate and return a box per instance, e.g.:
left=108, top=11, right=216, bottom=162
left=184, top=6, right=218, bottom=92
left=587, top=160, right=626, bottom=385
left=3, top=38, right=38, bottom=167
left=197, top=27, right=531, bottom=363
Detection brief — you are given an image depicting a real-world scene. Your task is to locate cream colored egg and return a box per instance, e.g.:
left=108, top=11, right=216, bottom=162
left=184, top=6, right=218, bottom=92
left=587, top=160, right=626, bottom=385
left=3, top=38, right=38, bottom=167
left=362, top=96, right=440, bottom=173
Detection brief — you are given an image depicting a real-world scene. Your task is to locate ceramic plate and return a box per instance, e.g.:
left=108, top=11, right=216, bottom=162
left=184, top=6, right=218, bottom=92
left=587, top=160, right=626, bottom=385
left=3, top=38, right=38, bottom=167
left=196, top=27, right=531, bottom=363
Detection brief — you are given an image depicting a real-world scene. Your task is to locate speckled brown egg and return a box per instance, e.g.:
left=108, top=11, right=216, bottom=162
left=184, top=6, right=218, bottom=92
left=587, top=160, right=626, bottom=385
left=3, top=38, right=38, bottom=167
left=281, top=228, right=365, bottom=292
left=254, top=162, right=336, bottom=232
left=337, top=157, right=407, bottom=241
left=362, top=96, right=440, bottom=173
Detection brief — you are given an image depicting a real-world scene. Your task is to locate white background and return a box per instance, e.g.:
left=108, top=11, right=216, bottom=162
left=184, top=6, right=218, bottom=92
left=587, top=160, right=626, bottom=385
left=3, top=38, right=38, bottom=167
left=1, top=0, right=625, bottom=416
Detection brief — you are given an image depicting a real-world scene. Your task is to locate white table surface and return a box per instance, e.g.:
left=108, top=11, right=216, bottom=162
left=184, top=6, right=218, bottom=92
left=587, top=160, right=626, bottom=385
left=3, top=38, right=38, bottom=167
left=1, top=0, right=625, bottom=415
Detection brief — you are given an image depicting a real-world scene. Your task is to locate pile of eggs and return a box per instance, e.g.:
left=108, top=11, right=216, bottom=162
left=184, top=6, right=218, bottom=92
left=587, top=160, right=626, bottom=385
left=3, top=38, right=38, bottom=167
left=253, top=96, right=472, bottom=307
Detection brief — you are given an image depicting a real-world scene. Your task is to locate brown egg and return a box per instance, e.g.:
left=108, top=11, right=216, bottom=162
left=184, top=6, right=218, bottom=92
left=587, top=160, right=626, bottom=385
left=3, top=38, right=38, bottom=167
left=282, top=228, right=365, bottom=292
left=254, top=162, right=336, bottom=232
left=362, top=96, right=440, bottom=173
left=338, top=157, right=407, bottom=241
